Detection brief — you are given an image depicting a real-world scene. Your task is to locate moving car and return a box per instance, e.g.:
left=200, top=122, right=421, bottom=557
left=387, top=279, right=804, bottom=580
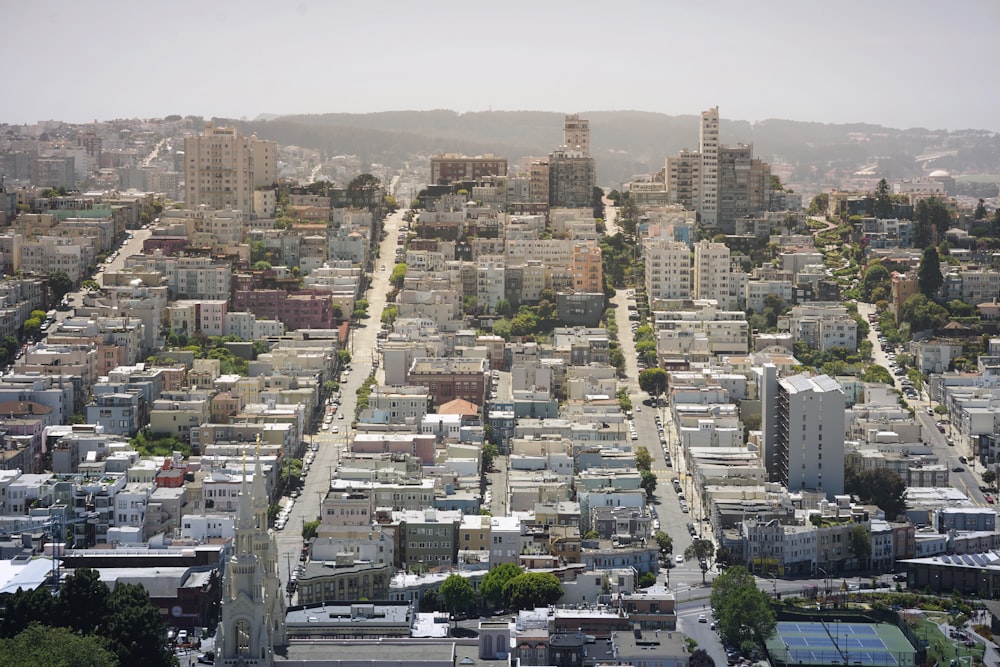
left=698, top=614, right=708, bottom=623
left=675, top=554, right=684, bottom=563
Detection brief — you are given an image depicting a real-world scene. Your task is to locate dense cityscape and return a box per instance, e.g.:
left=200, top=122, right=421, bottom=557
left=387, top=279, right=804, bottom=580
left=0, top=106, right=998, bottom=667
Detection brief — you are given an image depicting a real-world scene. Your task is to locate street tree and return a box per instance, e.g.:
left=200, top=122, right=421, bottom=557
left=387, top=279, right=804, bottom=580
left=653, top=530, right=673, bottom=555
left=481, top=442, right=499, bottom=472
left=49, top=270, right=74, bottom=300
left=0, top=586, right=55, bottom=638
left=480, top=563, right=523, bottom=609
left=634, top=446, right=652, bottom=473
left=685, top=539, right=716, bottom=584
left=638, top=368, right=667, bottom=399
left=440, top=574, right=477, bottom=617
left=982, top=470, right=996, bottom=487
left=847, top=525, right=872, bottom=571
left=640, top=470, right=658, bottom=498
left=710, top=566, right=777, bottom=649
left=504, top=572, right=563, bottom=611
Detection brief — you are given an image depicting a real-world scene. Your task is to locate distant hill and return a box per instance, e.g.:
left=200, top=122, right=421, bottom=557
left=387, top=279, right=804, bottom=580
left=224, top=110, right=1000, bottom=192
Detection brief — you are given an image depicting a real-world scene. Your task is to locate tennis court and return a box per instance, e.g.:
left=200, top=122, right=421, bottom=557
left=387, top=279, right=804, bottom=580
left=765, top=620, right=917, bottom=666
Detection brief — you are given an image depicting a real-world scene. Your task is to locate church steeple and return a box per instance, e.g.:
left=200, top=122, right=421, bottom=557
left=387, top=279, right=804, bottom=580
left=218, top=439, right=284, bottom=665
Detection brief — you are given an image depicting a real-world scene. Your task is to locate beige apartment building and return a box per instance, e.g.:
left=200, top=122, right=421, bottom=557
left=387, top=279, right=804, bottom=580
left=183, top=123, right=276, bottom=215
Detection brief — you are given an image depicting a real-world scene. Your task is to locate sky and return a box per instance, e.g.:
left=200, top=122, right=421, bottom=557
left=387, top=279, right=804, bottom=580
left=4, top=0, right=999, bottom=131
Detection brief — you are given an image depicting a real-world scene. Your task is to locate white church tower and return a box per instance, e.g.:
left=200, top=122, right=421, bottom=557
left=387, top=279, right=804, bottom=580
left=218, top=445, right=286, bottom=665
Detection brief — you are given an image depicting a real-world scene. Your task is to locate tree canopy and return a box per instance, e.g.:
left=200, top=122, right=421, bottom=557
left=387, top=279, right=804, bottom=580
left=439, top=574, right=477, bottom=616
left=844, top=467, right=907, bottom=520
left=480, top=563, right=523, bottom=608
left=0, top=569, right=173, bottom=667
left=504, top=572, right=563, bottom=611
left=710, top=566, right=777, bottom=648
left=917, top=246, right=943, bottom=298
left=638, top=368, right=667, bottom=397
left=0, top=624, right=118, bottom=667
left=49, top=270, right=74, bottom=299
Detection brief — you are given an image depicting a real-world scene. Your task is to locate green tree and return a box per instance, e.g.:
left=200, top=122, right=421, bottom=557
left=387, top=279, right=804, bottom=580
left=844, top=467, right=907, bottom=520
left=808, top=193, right=829, bottom=216
left=873, top=178, right=893, bottom=219
left=638, top=368, right=667, bottom=398
left=103, top=582, right=175, bottom=667
left=492, top=319, right=513, bottom=341
left=617, top=197, right=640, bottom=236
left=58, top=568, right=109, bottom=635
left=710, top=566, right=777, bottom=648
left=481, top=442, right=499, bottom=472
left=0, top=624, right=118, bottom=667
left=504, top=572, right=563, bottom=611
left=901, top=293, right=949, bottom=333
left=389, top=263, right=407, bottom=288
left=480, top=563, right=523, bottom=609
left=439, top=574, right=477, bottom=617
left=861, top=263, right=891, bottom=302
left=974, top=199, right=988, bottom=220
left=347, top=174, right=382, bottom=210
left=638, top=572, right=657, bottom=588
left=381, top=305, right=398, bottom=324
left=640, top=470, right=658, bottom=498
left=690, top=649, right=716, bottom=667
left=982, top=470, right=996, bottom=487
left=0, top=586, right=55, bottom=637
left=634, top=446, right=653, bottom=473
left=685, top=539, right=716, bottom=584
left=913, top=197, right=951, bottom=248
left=653, top=530, right=673, bottom=555
left=861, top=365, right=893, bottom=384
left=495, top=299, right=512, bottom=317
left=917, top=246, right=943, bottom=298
left=847, top=525, right=872, bottom=571
left=49, top=270, right=74, bottom=299
left=302, top=519, right=320, bottom=541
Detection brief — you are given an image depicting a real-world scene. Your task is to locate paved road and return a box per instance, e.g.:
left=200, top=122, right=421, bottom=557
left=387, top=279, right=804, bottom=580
left=273, top=208, right=404, bottom=594
left=856, top=302, right=988, bottom=506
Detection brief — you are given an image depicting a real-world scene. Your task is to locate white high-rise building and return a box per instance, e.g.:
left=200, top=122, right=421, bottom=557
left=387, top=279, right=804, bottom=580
left=644, top=239, right=691, bottom=302
left=693, top=240, right=733, bottom=308
left=760, top=369, right=845, bottom=499
left=699, top=107, right=720, bottom=226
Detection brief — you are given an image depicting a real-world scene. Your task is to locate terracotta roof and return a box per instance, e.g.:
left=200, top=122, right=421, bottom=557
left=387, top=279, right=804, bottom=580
left=0, top=401, right=53, bottom=417
left=438, top=398, right=480, bottom=416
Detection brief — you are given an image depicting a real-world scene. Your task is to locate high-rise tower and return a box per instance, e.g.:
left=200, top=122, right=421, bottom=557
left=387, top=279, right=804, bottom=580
left=699, top=107, right=719, bottom=226
left=563, top=114, right=590, bottom=156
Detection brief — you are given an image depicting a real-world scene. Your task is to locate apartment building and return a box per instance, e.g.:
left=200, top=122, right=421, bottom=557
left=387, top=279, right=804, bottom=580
left=563, top=114, right=590, bottom=156
left=699, top=107, right=720, bottom=225
left=787, top=304, right=858, bottom=352
left=760, top=370, right=845, bottom=499
left=644, top=239, right=692, bottom=301
left=183, top=123, right=276, bottom=214
left=571, top=242, right=603, bottom=293
left=430, top=154, right=507, bottom=185
left=548, top=149, right=595, bottom=209
left=693, top=240, right=734, bottom=309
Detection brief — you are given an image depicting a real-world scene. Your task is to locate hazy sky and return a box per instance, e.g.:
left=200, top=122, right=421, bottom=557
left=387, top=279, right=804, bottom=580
left=5, top=0, right=998, bottom=131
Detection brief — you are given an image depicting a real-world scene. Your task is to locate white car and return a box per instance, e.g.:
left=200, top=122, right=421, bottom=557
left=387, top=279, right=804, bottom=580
left=675, top=554, right=684, bottom=564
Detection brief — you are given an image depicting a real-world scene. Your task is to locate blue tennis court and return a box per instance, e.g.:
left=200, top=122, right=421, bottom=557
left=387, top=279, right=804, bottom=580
left=767, top=620, right=916, bottom=666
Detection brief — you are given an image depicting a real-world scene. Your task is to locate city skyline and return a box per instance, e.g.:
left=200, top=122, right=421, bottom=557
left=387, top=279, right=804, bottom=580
left=5, top=0, right=999, bottom=132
